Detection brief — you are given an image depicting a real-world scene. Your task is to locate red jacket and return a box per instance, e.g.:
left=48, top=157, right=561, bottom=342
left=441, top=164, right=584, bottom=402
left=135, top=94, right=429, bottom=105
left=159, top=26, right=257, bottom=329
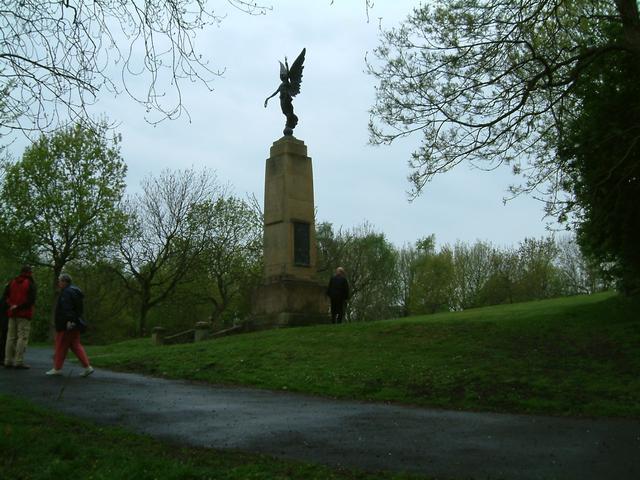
left=6, top=273, right=36, bottom=319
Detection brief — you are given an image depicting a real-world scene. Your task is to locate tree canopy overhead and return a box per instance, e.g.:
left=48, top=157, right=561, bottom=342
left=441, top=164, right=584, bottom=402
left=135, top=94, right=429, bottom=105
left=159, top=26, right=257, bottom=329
left=368, top=0, right=640, bottom=202
left=368, top=0, right=640, bottom=292
left=0, top=0, right=267, bottom=136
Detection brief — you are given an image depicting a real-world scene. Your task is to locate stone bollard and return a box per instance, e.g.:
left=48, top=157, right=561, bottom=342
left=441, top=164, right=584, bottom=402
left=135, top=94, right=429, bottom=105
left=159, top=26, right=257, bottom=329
left=151, top=326, right=166, bottom=345
left=194, top=321, right=210, bottom=342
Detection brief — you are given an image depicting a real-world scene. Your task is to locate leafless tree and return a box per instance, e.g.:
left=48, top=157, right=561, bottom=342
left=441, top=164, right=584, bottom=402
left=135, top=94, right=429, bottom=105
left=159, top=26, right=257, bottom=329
left=115, top=167, right=224, bottom=335
left=0, top=0, right=267, bottom=136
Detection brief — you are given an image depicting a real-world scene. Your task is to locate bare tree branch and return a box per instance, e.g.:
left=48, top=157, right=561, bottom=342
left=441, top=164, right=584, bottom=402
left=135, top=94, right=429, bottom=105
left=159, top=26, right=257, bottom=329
left=0, top=1, right=269, bottom=137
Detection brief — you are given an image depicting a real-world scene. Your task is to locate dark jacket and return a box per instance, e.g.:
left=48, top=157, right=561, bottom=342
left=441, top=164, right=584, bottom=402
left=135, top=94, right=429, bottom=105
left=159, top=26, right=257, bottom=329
left=54, top=284, right=84, bottom=332
left=6, top=273, right=36, bottom=319
left=326, top=274, right=350, bottom=301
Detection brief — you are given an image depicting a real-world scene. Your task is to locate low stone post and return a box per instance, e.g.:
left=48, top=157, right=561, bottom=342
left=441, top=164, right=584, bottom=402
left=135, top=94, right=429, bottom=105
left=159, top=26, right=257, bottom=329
left=151, top=326, right=166, bottom=345
left=194, top=321, right=210, bottom=342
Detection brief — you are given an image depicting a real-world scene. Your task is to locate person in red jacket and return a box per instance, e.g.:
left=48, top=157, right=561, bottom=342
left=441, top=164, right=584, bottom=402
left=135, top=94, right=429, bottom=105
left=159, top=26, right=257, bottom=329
left=4, top=265, right=37, bottom=369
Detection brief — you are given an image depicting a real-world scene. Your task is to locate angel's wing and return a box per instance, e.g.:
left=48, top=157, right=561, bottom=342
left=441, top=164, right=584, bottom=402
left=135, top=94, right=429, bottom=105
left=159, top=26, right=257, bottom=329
left=287, top=48, right=306, bottom=97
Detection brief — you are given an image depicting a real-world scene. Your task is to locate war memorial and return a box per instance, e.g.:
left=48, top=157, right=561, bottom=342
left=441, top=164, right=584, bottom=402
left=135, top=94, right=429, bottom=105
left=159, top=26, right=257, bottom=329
left=250, top=48, right=330, bottom=328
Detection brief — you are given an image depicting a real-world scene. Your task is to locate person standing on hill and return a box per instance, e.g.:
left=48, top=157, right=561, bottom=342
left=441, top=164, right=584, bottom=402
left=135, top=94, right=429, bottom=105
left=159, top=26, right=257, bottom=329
left=4, top=265, right=37, bottom=369
left=46, top=273, right=94, bottom=377
left=326, top=267, right=350, bottom=324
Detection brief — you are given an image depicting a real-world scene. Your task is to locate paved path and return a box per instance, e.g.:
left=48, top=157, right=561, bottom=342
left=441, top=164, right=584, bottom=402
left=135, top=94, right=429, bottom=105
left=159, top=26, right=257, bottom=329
left=1, top=348, right=639, bottom=480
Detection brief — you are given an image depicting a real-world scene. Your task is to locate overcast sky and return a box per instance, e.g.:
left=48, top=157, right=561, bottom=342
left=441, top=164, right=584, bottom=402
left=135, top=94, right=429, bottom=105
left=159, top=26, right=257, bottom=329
left=9, top=1, right=558, bottom=249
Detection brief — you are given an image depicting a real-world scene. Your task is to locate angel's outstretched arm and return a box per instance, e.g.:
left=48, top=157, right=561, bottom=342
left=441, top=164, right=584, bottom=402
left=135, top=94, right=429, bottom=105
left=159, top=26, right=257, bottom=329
left=264, top=87, right=280, bottom=108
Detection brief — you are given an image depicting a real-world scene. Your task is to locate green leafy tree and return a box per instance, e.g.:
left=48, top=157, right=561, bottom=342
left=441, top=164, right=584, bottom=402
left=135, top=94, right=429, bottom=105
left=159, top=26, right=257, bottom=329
left=408, top=238, right=455, bottom=315
left=368, top=1, right=640, bottom=291
left=558, top=41, right=640, bottom=294
left=317, top=222, right=399, bottom=322
left=191, top=195, right=263, bottom=327
left=451, top=240, right=495, bottom=310
left=316, top=222, right=350, bottom=277
left=0, top=122, right=127, bottom=292
left=474, top=236, right=564, bottom=305
left=395, top=243, right=422, bottom=317
left=347, top=230, right=399, bottom=322
left=514, top=237, right=564, bottom=301
left=477, top=248, right=521, bottom=306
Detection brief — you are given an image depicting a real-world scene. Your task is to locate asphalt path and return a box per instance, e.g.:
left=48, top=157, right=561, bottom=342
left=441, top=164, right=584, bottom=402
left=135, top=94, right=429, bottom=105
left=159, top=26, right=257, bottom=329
left=1, top=347, right=639, bottom=479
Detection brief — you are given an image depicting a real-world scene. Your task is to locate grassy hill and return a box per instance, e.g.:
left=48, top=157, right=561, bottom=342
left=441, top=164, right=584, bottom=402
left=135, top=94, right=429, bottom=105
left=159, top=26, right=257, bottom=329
left=87, top=292, right=640, bottom=418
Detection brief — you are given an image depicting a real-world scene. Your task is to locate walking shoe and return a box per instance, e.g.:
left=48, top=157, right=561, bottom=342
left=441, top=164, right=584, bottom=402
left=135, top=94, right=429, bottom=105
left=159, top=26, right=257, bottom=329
left=46, top=368, right=62, bottom=376
left=14, top=364, right=30, bottom=369
left=81, top=366, right=94, bottom=377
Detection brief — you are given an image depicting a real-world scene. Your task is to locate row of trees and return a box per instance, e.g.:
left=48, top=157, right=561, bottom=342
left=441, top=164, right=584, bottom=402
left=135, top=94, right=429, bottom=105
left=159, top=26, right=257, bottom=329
left=0, top=123, right=261, bottom=341
left=0, top=123, right=610, bottom=343
left=318, top=225, right=608, bottom=322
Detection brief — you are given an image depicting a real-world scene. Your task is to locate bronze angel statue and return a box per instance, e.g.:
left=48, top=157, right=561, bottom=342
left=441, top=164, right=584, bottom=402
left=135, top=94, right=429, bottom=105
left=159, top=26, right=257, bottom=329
left=264, top=48, right=306, bottom=136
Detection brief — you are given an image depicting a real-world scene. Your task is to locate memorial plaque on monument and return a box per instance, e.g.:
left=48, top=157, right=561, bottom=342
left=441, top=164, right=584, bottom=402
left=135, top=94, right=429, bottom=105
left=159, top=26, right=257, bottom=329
left=293, top=221, right=310, bottom=267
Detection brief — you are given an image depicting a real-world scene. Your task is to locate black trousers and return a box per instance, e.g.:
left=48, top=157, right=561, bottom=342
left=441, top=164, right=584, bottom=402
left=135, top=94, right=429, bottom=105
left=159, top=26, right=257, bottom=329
left=330, top=298, right=346, bottom=324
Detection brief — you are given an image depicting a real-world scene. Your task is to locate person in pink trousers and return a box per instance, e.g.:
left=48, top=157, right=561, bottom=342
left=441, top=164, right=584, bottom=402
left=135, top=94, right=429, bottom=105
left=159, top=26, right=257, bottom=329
left=46, top=273, right=94, bottom=377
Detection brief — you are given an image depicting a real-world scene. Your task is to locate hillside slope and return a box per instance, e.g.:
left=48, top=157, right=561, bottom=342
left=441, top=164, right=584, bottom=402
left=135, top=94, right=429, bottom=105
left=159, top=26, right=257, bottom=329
left=88, top=292, right=640, bottom=417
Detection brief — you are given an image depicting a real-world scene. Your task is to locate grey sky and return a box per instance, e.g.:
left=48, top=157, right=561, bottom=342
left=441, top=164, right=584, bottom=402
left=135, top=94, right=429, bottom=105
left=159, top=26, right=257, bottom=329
left=8, top=1, right=557, bottom=248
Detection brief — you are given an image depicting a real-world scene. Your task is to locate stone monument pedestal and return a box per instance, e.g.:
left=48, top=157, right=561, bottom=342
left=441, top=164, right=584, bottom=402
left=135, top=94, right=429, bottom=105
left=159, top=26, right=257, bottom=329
left=250, top=136, right=329, bottom=328
left=250, top=277, right=329, bottom=328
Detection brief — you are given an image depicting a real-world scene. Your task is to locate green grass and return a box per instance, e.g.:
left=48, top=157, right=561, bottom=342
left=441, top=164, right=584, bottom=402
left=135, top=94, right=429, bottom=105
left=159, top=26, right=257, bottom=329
left=0, top=395, right=426, bottom=479
left=87, top=292, right=640, bottom=418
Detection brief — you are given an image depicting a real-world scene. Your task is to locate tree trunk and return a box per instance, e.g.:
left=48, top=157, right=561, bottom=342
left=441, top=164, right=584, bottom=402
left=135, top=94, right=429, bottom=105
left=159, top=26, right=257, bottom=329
left=616, top=0, right=640, bottom=54
left=48, top=262, right=64, bottom=341
left=139, top=302, right=149, bottom=337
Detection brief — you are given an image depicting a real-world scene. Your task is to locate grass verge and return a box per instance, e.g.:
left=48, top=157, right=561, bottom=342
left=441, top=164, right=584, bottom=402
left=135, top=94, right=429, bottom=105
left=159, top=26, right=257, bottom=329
left=87, top=292, right=640, bottom=418
left=0, top=395, right=427, bottom=479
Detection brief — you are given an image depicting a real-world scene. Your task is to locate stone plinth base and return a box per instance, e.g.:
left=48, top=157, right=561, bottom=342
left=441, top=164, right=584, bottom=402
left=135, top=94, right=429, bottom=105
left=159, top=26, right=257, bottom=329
left=250, top=277, right=330, bottom=329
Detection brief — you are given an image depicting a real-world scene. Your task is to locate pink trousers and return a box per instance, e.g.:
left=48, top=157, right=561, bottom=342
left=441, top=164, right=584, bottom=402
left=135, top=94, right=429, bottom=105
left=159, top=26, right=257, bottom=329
left=53, top=330, right=90, bottom=370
